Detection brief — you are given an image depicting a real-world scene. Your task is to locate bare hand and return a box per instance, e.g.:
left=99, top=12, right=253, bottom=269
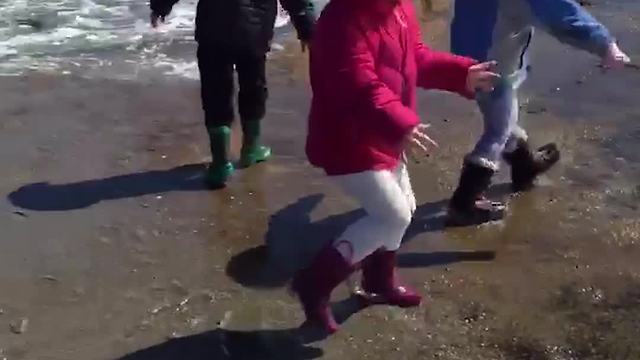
left=602, top=42, right=631, bottom=70
left=151, top=12, right=166, bottom=28
left=466, top=61, right=501, bottom=93
left=405, top=124, right=438, bottom=160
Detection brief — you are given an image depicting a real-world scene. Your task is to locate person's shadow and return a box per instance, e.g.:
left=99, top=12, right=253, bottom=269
left=226, top=193, right=497, bottom=290
left=7, top=164, right=209, bottom=211
left=117, top=327, right=324, bottom=360
left=119, top=191, right=502, bottom=360
left=117, top=294, right=370, bottom=360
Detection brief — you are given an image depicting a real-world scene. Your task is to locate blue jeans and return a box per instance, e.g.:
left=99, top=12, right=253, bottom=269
left=457, top=0, right=614, bottom=171
left=466, top=31, right=532, bottom=171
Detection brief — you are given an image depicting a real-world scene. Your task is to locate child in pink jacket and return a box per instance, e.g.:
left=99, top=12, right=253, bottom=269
left=292, top=0, right=499, bottom=334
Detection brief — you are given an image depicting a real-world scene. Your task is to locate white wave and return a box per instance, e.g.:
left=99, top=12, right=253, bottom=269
left=275, top=3, right=290, bottom=28
left=0, top=0, right=306, bottom=79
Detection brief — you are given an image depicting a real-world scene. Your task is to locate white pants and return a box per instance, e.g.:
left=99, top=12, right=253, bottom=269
left=331, top=162, right=415, bottom=264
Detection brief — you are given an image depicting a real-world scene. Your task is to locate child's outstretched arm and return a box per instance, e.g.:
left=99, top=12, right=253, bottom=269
left=279, top=0, right=317, bottom=50
left=526, top=0, right=618, bottom=58
left=414, top=41, right=476, bottom=98
left=407, top=4, right=497, bottom=98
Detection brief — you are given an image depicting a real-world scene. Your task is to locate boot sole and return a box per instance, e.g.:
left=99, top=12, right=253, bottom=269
left=204, top=164, right=234, bottom=189
left=356, top=291, right=422, bottom=308
left=446, top=201, right=506, bottom=227
left=238, top=157, right=269, bottom=169
left=238, top=148, right=272, bottom=169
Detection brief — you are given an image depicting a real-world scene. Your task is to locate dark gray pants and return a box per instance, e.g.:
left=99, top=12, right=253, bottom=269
left=197, top=43, right=268, bottom=128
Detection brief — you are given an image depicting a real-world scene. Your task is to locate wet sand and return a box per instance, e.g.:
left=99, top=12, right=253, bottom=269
left=1, top=1, right=640, bottom=359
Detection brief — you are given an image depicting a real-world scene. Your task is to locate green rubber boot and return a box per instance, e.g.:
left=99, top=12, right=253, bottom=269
left=205, top=126, right=234, bottom=188
left=239, top=120, right=271, bottom=168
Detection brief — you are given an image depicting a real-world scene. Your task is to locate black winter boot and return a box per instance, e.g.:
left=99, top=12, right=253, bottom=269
left=503, top=139, right=560, bottom=192
left=447, top=162, right=506, bottom=227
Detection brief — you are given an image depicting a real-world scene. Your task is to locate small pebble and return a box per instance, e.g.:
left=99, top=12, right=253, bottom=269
left=217, top=311, right=232, bottom=328
left=137, top=320, right=151, bottom=331
left=73, top=287, right=86, bottom=297
left=135, top=228, right=147, bottom=238
left=41, top=275, right=59, bottom=282
left=10, top=318, right=29, bottom=334
left=188, top=317, right=204, bottom=328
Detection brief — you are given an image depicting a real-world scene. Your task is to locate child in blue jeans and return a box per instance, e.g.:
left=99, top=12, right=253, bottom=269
left=448, top=0, right=631, bottom=225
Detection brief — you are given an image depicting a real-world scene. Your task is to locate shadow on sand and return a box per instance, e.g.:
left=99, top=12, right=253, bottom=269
left=8, top=163, right=210, bottom=211
left=118, top=294, right=370, bottom=360
left=226, top=192, right=500, bottom=289
left=123, top=192, right=498, bottom=360
left=117, top=326, right=324, bottom=360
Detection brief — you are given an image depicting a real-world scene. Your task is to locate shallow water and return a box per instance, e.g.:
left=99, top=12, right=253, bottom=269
left=0, top=0, right=326, bottom=79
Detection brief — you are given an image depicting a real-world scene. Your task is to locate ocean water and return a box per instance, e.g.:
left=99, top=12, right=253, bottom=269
left=0, top=0, right=321, bottom=80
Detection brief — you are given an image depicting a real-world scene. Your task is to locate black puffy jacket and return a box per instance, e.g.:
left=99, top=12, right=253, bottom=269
left=150, top=0, right=316, bottom=54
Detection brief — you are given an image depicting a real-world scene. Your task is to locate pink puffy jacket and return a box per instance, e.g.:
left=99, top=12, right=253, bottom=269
left=306, top=0, right=476, bottom=175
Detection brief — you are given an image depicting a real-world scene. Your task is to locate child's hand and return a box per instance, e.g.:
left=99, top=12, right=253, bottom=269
left=405, top=124, right=438, bottom=160
left=466, top=61, right=501, bottom=93
left=602, top=42, right=631, bottom=69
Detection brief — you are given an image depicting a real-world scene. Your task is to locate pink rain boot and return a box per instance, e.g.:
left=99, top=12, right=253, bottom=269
left=291, top=244, right=357, bottom=334
left=360, top=250, right=422, bottom=307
